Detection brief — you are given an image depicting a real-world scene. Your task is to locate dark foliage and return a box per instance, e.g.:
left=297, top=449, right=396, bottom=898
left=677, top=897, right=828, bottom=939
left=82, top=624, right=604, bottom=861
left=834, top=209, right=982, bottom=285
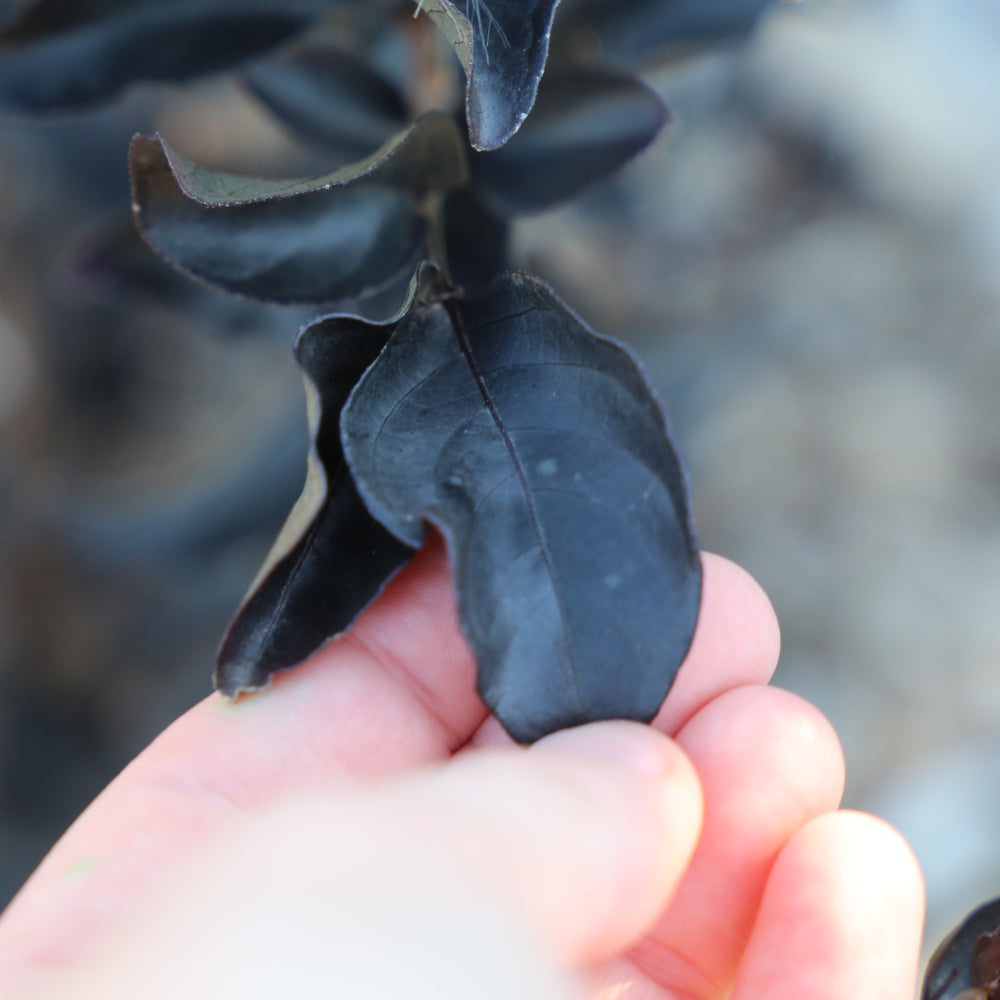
left=130, top=112, right=468, bottom=309
left=420, top=0, right=561, bottom=151
left=342, top=271, right=701, bottom=742
left=243, top=44, right=410, bottom=162
left=0, top=0, right=330, bottom=112
left=216, top=312, right=413, bottom=695
left=557, top=0, right=780, bottom=62
left=0, top=0, right=773, bottom=742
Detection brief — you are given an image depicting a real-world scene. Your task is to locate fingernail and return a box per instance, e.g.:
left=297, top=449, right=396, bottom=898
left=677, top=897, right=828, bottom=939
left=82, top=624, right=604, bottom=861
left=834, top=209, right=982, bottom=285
left=532, top=721, right=676, bottom=778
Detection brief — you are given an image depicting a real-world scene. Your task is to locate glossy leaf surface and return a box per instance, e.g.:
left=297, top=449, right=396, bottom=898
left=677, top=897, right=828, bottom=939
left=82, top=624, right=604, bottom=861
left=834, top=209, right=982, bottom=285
left=342, top=272, right=702, bottom=743
left=216, top=313, right=414, bottom=696
left=471, top=65, right=669, bottom=215
left=0, top=0, right=328, bottom=112
left=243, top=44, right=409, bottom=162
left=422, top=0, right=562, bottom=150
left=130, top=112, right=468, bottom=306
left=924, top=899, right=1000, bottom=1000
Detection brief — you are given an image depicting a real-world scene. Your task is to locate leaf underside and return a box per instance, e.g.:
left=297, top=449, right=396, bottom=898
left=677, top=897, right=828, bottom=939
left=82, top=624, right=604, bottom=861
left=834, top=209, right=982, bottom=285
left=215, top=313, right=414, bottom=696
left=129, top=112, right=468, bottom=307
left=0, top=0, right=328, bottom=112
left=341, top=271, right=702, bottom=743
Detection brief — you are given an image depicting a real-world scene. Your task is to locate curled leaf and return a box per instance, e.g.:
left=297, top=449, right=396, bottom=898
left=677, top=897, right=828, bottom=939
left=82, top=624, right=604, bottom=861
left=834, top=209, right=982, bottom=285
left=420, top=0, right=562, bottom=150
left=0, top=0, right=328, bottom=113
left=341, top=271, right=702, bottom=743
left=216, top=312, right=414, bottom=696
left=129, top=112, right=468, bottom=307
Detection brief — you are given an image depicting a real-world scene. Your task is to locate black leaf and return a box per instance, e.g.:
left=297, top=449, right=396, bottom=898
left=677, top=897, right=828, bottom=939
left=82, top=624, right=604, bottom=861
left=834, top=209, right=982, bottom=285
left=471, top=64, right=669, bottom=215
left=341, top=271, right=702, bottom=743
left=420, top=0, right=562, bottom=151
left=129, top=111, right=468, bottom=307
left=243, top=43, right=409, bottom=163
left=0, top=0, right=329, bottom=113
left=216, top=311, right=414, bottom=696
left=559, top=0, right=778, bottom=64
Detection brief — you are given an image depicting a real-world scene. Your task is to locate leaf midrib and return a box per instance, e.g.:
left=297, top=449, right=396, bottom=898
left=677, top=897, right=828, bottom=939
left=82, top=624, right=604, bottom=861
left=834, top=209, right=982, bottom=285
left=444, top=298, right=586, bottom=715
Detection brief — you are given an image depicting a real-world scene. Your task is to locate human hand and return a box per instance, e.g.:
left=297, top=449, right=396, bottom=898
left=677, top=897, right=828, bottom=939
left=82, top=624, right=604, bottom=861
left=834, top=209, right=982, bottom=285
left=0, top=535, right=924, bottom=999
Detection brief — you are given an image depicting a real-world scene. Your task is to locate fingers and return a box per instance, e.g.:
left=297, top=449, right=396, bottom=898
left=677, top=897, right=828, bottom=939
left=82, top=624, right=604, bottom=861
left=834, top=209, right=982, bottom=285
left=28, top=723, right=704, bottom=1000
left=652, top=552, right=781, bottom=735
left=468, top=551, right=780, bottom=750
left=0, top=544, right=776, bottom=989
left=0, top=533, right=476, bottom=988
left=623, top=686, right=846, bottom=997
left=732, top=811, right=925, bottom=1000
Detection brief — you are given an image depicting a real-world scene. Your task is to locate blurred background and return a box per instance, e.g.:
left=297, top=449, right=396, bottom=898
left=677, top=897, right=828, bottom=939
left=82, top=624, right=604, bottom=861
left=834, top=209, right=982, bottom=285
left=2, top=0, right=999, bottom=963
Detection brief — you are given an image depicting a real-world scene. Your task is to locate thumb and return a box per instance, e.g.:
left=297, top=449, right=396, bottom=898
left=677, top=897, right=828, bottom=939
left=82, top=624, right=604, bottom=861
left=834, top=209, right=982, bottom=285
left=33, top=721, right=702, bottom=1000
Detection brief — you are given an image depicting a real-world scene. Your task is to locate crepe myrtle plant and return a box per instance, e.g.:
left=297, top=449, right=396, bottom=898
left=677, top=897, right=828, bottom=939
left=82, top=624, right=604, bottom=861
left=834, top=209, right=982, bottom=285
left=0, top=0, right=791, bottom=743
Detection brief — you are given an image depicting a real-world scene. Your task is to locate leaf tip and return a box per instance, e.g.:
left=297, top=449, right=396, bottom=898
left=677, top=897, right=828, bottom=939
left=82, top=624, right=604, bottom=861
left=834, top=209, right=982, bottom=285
left=212, top=654, right=274, bottom=700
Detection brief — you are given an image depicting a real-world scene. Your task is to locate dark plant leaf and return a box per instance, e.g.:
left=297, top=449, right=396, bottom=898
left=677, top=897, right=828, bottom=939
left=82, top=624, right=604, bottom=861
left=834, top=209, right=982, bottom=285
left=471, top=64, right=668, bottom=215
left=215, top=312, right=414, bottom=696
left=341, top=271, right=702, bottom=743
left=923, top=899, right=1000, bottom=1000
left=557, top=0, right=778, bottom=63
left=64, top=216, right=316, bottom=339
left=243, top=43, right=409, bottom=162
left=420, top=0, right=562, bottom=151
left=0, top=0, right=329, bottom=113
left=129, top=111, right=468, bottom=306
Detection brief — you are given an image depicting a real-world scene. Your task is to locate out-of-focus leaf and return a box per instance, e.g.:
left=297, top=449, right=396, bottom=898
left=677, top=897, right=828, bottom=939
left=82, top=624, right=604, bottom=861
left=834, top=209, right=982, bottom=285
left=420, top=0, right=562, bottom=151
left=64, top=216, right=318, bottom=338
left=558, top=0, right=778, bottom=63
left=342, top=271, right=702, bottom=743
left=129, top=111, right=468, bottom=306
left=471, top=64, right=668, bottom=215
left=923, top=898, right=1000, bottom=1000
left=0, top=0, right=329, bottom=113
left=243, top=44, right=409, bottom=162
left=216, top=311, right=414, bottom=696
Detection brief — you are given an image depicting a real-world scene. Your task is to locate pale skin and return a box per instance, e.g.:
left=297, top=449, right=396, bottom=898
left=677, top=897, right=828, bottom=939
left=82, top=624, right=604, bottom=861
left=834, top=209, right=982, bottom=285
left=0, top=534, right=925, bottom=999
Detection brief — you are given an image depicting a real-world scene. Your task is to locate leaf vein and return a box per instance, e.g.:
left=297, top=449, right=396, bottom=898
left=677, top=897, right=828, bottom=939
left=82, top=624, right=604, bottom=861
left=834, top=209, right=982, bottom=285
left=445, top=299, right=586, bottom=714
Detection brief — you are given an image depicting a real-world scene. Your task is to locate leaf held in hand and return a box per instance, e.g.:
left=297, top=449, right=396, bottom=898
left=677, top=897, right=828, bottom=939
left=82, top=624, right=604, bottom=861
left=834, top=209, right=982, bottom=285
left=341, top=271, right=702, bottom=743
